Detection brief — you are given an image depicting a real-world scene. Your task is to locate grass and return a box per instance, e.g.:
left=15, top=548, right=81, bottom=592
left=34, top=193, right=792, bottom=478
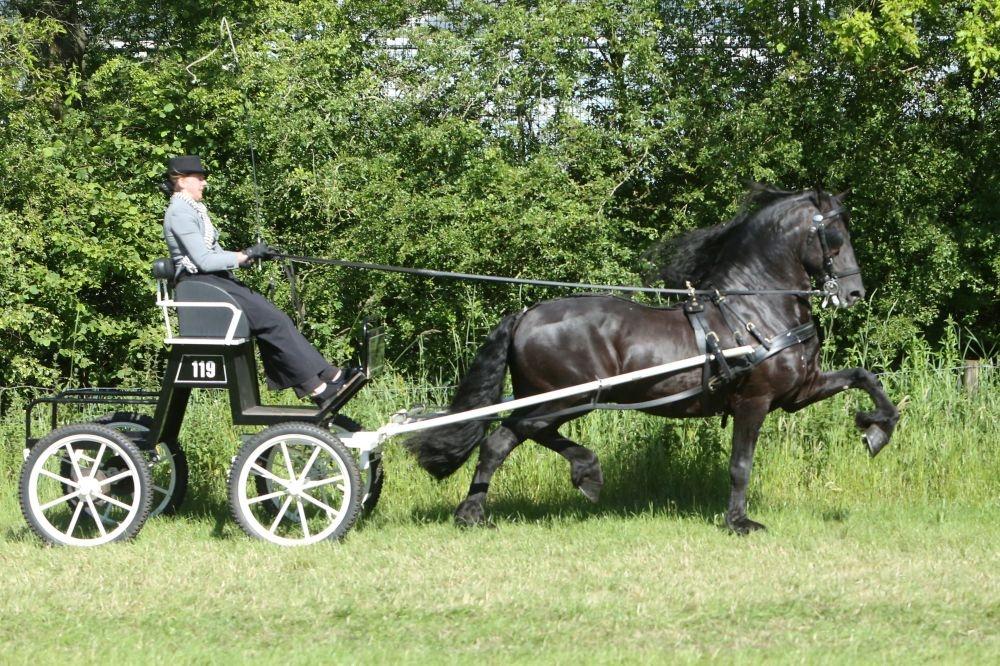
left=1, top=341, right=999, bottom=663
left=0, top=506, right=996, bottom=663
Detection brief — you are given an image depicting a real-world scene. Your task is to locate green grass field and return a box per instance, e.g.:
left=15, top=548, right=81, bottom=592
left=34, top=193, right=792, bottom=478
left=2, top=350, right=998, bottom=662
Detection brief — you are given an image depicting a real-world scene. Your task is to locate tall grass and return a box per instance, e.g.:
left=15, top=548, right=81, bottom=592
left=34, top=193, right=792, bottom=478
left=3, top=319, right=998, bottom=530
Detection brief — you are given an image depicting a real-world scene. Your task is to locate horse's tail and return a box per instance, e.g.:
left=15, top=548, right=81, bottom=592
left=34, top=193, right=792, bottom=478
left=404, top=313, right=520, bottom=480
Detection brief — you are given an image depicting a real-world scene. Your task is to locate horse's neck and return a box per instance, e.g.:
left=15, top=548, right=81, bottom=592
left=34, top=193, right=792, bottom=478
left=706, top=247, right=814, bottom=334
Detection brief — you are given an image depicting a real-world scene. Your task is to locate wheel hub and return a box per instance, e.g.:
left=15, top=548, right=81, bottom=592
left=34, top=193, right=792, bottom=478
left=78, top=476, right=103, bottom=499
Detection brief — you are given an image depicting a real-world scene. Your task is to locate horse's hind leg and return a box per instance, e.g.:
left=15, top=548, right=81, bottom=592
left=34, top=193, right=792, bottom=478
left=454, top=424, right=523, bottom=527
left=533, top=428, right=604, bottom=503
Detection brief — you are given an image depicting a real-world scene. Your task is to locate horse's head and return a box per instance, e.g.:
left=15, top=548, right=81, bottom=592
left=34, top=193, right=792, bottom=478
left=800, top=189, right=865, bottom=308
left=646, top=184, right=866, bottom=308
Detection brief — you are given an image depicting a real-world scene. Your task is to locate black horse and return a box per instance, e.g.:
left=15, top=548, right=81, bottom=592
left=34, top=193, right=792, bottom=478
left=406, top=185, right=899, bottom=533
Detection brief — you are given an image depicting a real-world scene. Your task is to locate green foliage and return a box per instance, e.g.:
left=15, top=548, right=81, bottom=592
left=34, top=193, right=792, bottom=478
left=1, top=1, right=999, bottom=391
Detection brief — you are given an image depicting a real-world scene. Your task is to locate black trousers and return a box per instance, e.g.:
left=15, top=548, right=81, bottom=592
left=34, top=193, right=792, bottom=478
left=178, top=272, right=333, bottom=391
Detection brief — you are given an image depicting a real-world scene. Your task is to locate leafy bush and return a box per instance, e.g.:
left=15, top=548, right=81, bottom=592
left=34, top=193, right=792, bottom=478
left=2, top=1, right=998, bottom=394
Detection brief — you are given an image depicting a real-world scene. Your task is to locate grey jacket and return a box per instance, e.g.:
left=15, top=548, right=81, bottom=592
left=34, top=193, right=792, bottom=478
left=163, top=194, right=240, bottom=276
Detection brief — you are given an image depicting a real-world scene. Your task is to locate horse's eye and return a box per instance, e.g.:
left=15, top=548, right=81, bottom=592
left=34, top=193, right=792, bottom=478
left=826, top=228, right=845, bottom=250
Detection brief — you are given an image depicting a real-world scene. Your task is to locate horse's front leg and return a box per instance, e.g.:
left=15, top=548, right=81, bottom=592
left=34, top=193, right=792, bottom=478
left=726, top=399, right=770, bottom=534
left=786, top=368, right=900, bottom=457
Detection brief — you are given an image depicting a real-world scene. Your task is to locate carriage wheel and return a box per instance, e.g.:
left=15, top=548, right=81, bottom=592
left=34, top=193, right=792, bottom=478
left=253, top=414, right=384, bottom=518
left=20, top=423, right=153, bottom=546
left=229, top=422, right=362, bottom=546
left=93, top=412, right=188, bottom=516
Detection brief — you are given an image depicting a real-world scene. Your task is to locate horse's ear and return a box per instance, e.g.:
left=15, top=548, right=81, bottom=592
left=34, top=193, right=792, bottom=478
left=833, top=188, right=852, bottom=204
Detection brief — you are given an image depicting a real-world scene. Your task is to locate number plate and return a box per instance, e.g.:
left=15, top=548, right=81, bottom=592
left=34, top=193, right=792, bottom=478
left=175, top=354, right=228, bottom=385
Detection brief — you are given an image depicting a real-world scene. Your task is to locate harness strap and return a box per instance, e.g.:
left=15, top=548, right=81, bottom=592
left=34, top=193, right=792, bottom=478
left=745, top=321, right=816, bottom=366
left=684, top=298, right=732, bottom=394
left=509, top=385, right=707, bottom=423
left=714, top=296, right=744, bottom=346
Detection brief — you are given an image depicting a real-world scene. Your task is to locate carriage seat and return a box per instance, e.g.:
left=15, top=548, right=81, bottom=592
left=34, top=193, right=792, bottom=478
left=152, top=258, right=250, bottom=343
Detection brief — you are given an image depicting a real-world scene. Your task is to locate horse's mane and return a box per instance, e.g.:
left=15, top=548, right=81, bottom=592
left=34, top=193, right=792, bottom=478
left=644, top=183, right=805, bottom=287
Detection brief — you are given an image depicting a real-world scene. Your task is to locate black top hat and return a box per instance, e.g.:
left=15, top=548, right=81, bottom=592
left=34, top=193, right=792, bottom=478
left=168, top=155, right=207, bottom=175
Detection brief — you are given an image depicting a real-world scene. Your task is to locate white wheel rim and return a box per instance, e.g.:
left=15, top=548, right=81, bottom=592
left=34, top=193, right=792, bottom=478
left=237, top=434, right=354, bottom=546
left=103, top=420, right=176, bottom=518
left=26, top=434, right=143, bottom=546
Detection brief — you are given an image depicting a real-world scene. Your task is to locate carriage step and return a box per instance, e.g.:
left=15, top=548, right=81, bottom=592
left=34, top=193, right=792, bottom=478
left=241, top=406, right=321, bottom=418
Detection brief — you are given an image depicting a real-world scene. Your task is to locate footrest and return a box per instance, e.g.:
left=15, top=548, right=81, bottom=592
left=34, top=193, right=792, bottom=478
left=315, top=372, right=367, bottom=419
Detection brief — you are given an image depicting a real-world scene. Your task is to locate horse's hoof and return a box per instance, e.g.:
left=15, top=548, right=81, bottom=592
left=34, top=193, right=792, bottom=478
left=726, top=516, right=766, bottom=535
left=454, top=500, right=485, bottom=527
left=862, top=425, right=889, bottom=457
left=577, top=478, right=603, bottom=503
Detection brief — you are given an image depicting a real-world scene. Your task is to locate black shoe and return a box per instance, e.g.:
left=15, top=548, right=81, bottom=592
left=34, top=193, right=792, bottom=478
left=310, top=368, right=362, bottom=408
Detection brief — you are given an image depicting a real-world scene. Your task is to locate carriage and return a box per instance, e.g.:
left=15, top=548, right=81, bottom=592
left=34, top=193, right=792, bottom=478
left=19, top=258, right=387, bottom=546
left=18, top=186, right=899, bottom=546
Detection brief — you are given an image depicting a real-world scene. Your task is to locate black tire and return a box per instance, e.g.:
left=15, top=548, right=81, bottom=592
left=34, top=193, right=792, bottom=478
left=228, top=422, right=362, bottom=545
left=20, top=423, right=153, bottom=546
left=363, top=456, right=385, bottom=517
left=93, top=412, right=188, bottom=516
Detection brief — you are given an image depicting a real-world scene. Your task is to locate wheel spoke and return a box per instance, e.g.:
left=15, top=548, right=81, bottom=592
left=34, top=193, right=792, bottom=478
left=65, top=443, right=85, bottom=483
left=296, top=500, right=310, bottom=539
left=94, top=492, right=132, bottom=511
left=297, top=445, right=323, bottom=482
left=40, top=490, right=82, bottom=511
left=85, top=498, right=107, bottom=537
left=250, top=463, right=290, bottom=488
left=152, top=485, right=169, bottom=495
left=280, top=442, right=296, bottom=480
left=101, top=469, right=135, bottom=486
left=39, top=468, right=78, bottom=487
left=246, top=489, right=286, bottom=505
left=89, top=443, right=108, bottom=477
left=303, top=475, right=344, bottom=491
left=65, top=500, right=86, bottom=537
left=101, top=503, right=117, bottom=527
left=299, top=491, right=342, bottom=519
left=269, top=496, right=293, bottom=535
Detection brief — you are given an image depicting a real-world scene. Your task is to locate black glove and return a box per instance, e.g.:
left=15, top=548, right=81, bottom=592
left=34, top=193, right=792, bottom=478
left=243, top=241, right=278, bottom=262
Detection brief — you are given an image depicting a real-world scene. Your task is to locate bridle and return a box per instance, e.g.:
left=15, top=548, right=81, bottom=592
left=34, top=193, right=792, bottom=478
left=809, top=207, right=862, bottom=308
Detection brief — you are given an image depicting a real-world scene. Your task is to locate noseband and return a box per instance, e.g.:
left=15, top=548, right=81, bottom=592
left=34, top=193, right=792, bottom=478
left=809, top=207, right=862, bottom=306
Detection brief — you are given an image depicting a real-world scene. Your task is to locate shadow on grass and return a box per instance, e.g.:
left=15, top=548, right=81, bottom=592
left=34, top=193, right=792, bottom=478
left=404, top=419, right=732, bottom=527
left=143, top=418, right=735, bottom=537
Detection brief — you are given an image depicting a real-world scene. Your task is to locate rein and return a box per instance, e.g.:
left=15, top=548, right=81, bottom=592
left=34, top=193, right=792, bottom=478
left=273, top=253, right=822, bottom=299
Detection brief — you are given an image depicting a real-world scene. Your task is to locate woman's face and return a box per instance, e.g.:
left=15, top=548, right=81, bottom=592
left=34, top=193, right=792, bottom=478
left=177, top=173, right=207, bottom=201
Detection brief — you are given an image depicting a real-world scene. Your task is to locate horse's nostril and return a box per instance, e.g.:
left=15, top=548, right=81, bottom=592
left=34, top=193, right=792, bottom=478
left=849, top=290, right=864, bottom=302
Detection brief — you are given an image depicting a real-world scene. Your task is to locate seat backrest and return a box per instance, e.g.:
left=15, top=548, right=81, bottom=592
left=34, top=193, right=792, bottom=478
left=175, top=280, right=251, bottom=339
left=152, top=257, right=176, bottom=284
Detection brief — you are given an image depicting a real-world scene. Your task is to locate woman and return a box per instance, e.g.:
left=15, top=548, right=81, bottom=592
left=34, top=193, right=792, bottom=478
left=160, top=154, right=352, bottom=407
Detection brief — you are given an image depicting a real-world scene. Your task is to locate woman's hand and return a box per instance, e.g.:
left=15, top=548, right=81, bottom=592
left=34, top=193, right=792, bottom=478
left=241, top=242, right=278, bottom=264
